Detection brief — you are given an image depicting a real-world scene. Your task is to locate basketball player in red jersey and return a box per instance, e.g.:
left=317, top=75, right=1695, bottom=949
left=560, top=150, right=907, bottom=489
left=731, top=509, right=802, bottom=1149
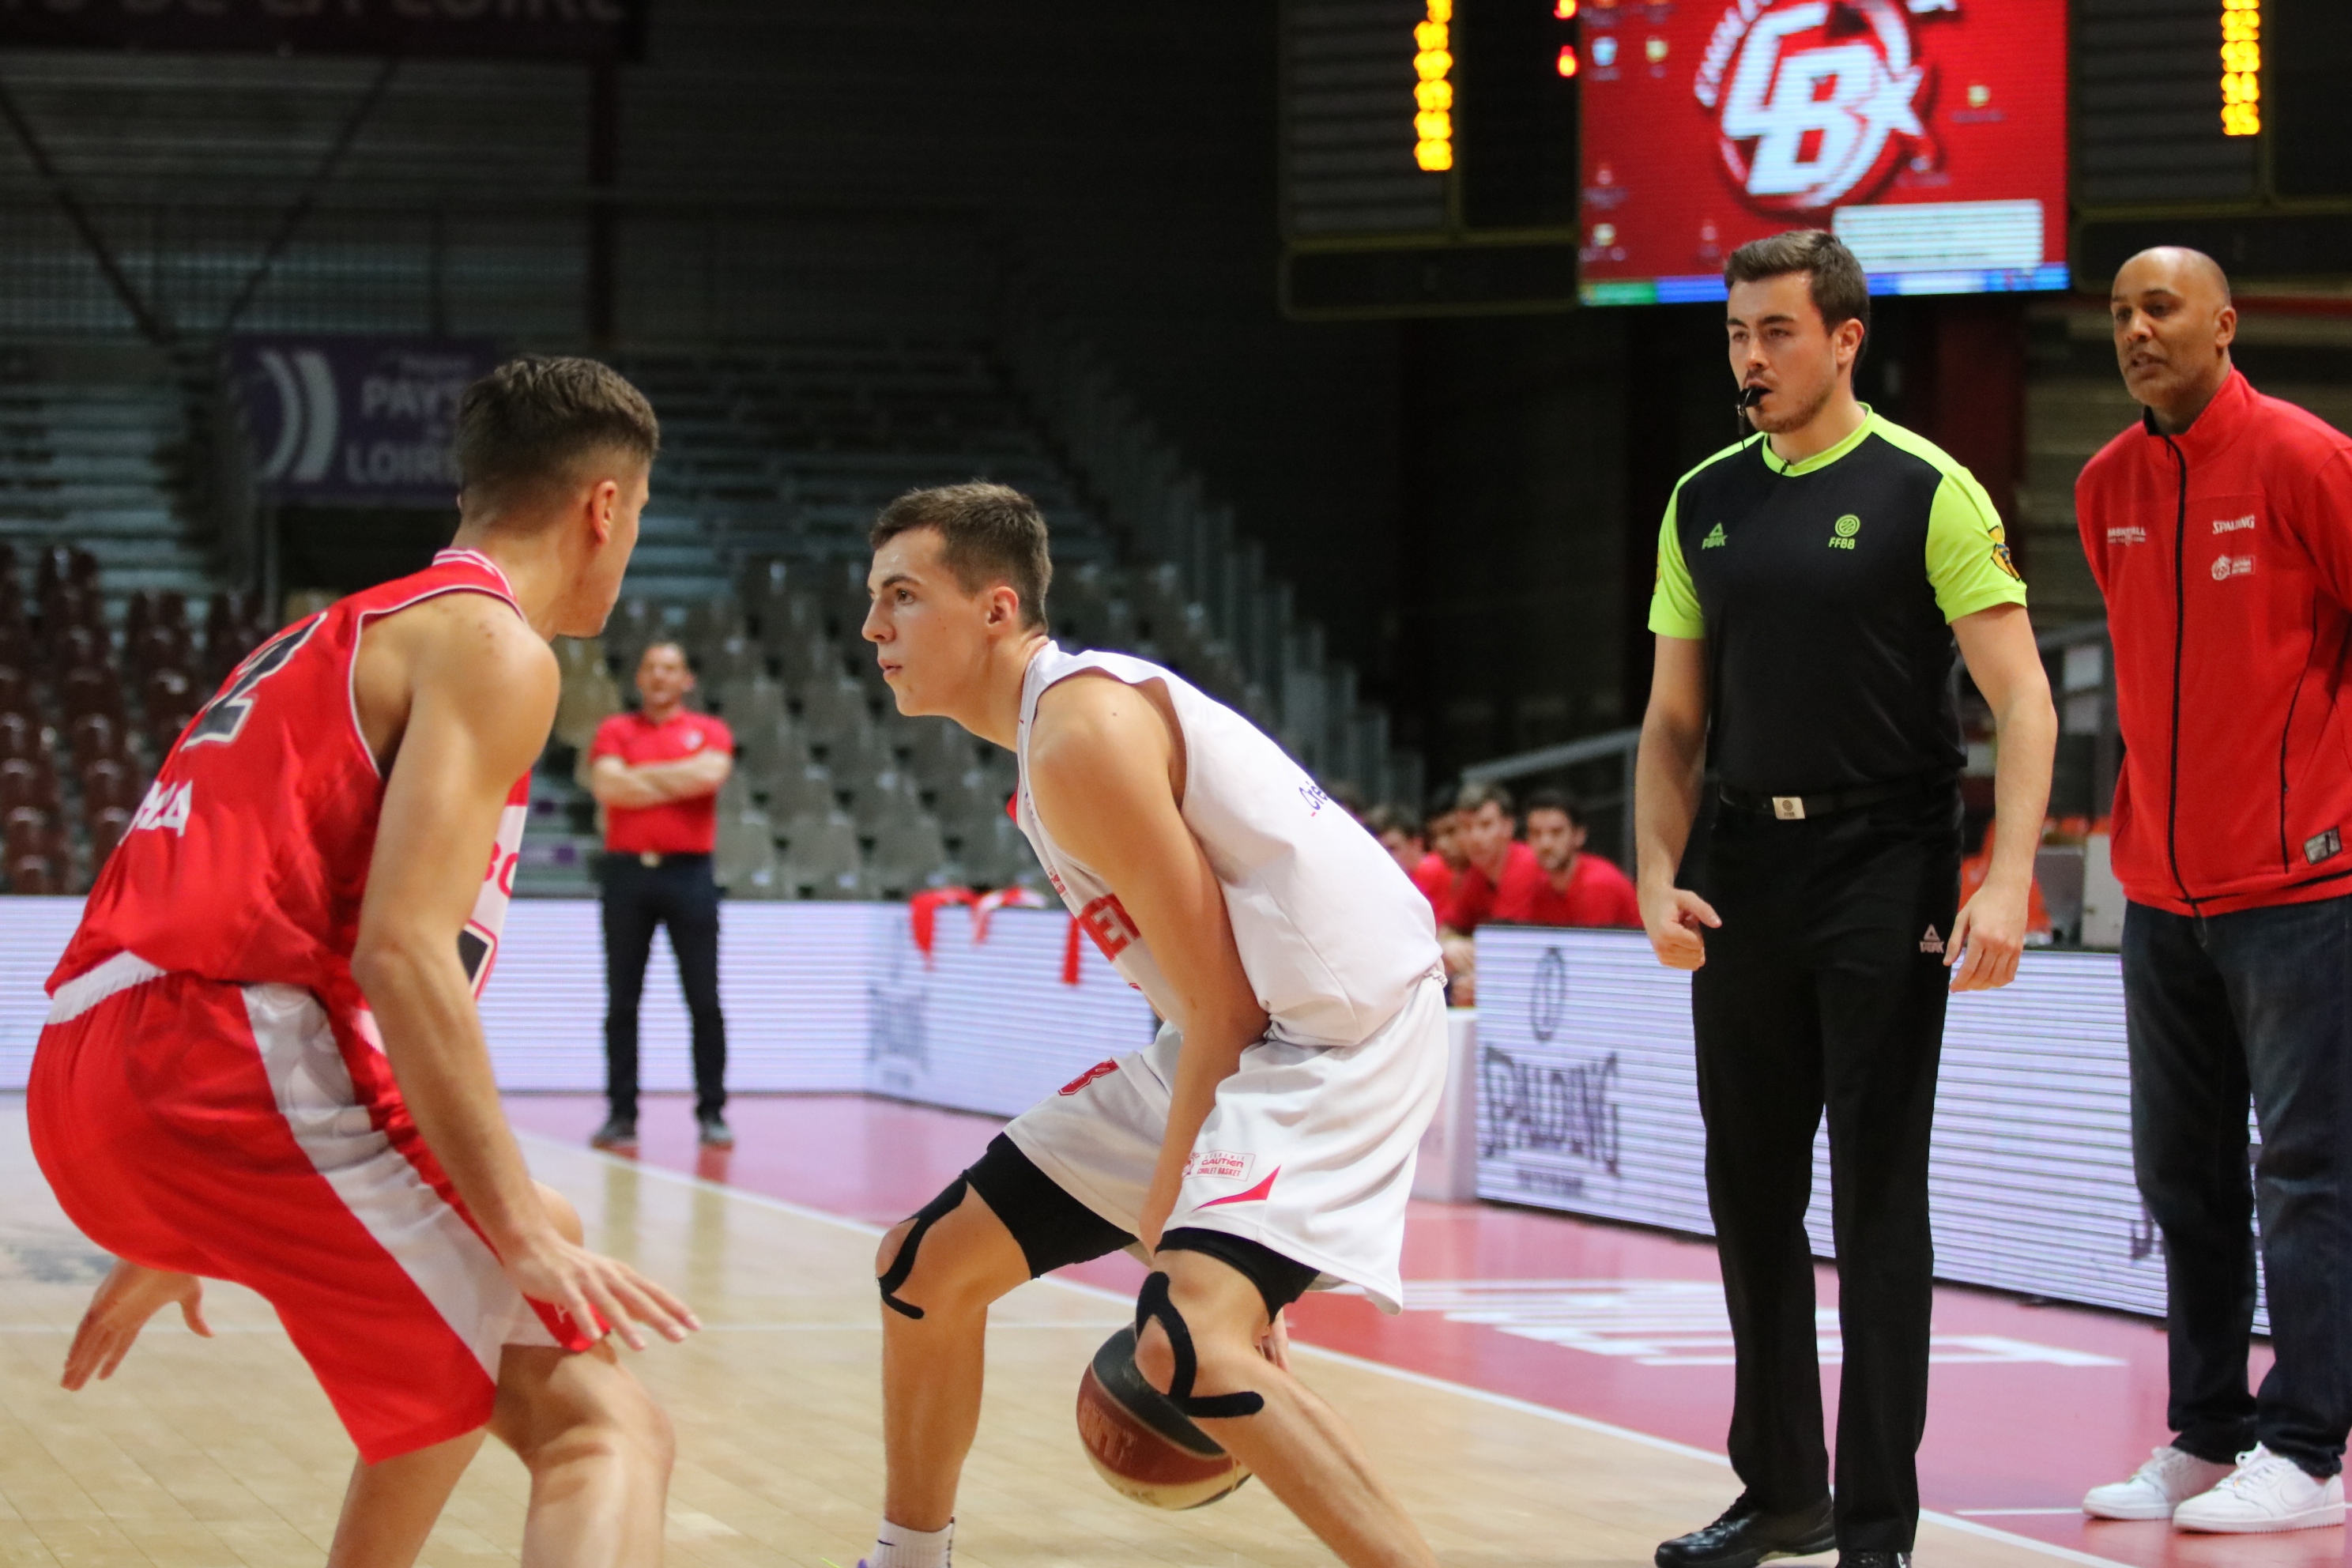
left=29, top=357, right=695, bottom=1567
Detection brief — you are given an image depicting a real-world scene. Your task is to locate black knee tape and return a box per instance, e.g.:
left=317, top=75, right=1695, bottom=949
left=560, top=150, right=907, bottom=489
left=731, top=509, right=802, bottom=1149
left=1135, top=1272, right=1265, bottom=1419
left=878, top=1176, right=967, bottom=1320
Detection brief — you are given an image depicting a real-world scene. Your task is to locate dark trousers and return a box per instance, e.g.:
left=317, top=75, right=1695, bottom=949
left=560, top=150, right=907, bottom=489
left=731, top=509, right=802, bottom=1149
left=601, top=853, right=727, bottom=1122
left=2124, top=894, right=2352, bottom=1479
left=1690, top=788, right=1960, bottom=1554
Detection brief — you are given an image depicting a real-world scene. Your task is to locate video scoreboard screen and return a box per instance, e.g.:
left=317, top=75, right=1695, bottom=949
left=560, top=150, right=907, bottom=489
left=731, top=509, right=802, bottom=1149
left=1576, top=0, right=2070, bottom=304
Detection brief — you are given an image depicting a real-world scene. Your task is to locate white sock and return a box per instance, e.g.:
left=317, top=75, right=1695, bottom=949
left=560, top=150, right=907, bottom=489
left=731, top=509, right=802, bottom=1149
left=869, top=1519, right=952, bottom=1568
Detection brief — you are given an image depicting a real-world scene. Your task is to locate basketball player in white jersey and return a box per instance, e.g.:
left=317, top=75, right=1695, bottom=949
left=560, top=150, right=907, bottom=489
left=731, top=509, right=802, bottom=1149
left=855, top=484, right=1448, bottom=1568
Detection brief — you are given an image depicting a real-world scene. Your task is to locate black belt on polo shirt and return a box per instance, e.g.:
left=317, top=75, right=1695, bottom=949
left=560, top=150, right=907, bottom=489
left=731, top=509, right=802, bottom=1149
left=1717, top=771, right=1953, bottom=823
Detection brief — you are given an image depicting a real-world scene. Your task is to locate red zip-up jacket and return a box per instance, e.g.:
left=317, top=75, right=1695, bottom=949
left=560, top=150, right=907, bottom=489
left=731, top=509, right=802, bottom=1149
left=2077, top=368, right=2352, bottom=916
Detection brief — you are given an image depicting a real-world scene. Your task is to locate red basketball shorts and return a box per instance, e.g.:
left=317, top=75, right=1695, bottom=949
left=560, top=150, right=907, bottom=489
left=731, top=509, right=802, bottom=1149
left=28, top=955, right=592, bottom=1462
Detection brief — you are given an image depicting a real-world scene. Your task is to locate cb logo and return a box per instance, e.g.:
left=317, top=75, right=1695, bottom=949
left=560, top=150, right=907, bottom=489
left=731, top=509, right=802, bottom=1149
left=1696, top=0, right=1929, bottom=213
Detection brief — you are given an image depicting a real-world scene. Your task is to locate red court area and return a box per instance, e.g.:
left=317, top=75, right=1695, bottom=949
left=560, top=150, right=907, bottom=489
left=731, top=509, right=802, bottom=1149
left=505, top=1093, right=2330, bottom=1568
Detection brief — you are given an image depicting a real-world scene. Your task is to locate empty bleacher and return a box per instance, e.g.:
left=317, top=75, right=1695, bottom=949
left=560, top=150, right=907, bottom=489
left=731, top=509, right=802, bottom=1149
left=531, top=337, right=1416, bottom=903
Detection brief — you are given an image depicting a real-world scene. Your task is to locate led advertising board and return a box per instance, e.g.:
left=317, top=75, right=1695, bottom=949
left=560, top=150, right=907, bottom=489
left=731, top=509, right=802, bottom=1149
left=1473, top=927, right=2268, bottom=1327
left=1578, top=0, right=2069, bottom=304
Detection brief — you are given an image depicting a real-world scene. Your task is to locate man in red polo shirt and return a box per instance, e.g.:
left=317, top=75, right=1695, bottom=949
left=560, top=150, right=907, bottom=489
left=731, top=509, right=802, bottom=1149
left=1435, top=781, right=1537, bottom=1003
left=1494, top=790, right=1640, bottom=929
left=587, top=640, right=733, bottom=1151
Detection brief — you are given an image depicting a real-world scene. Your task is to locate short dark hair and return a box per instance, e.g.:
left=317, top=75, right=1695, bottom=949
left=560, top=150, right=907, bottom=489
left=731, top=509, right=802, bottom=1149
left=1724, top=228, right=1870, bottom=349
left=1363, top=804, right=1421, bottom=842
left=1523, top=788, right=1585, bottom=828
left=869, top=482, right=1052, bottom=631
left=458, top=356, right=658, bottom=510
left=1455, top=779, right=1513, bottom=816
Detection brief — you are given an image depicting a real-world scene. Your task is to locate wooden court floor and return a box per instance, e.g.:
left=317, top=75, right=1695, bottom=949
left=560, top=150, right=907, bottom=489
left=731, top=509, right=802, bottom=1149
left=0, top=1102, right=2090, bottom=1567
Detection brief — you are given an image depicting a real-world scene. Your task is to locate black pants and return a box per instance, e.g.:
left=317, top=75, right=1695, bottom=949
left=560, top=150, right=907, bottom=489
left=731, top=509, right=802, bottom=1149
left=1689, top=786, right=1960, bottom=1554
left=601, top=853, right=726, bottom=1121
left=2124, top=894, right=2352, bottom=1478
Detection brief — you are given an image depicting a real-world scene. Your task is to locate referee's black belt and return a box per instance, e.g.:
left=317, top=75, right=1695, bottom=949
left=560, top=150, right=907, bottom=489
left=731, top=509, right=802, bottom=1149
left=1718, top=772, right=1954, bottom=823
left=616, top=850, right=711, bottom=869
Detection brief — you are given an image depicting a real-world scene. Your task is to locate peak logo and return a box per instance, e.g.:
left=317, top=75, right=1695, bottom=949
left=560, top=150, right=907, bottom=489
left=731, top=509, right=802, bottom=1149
left=1697, top=0, right=1943, bottom=213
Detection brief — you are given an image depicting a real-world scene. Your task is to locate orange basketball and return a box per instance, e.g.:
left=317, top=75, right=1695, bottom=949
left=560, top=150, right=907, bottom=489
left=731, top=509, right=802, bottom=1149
left=1074, top=1326, right=1250, bottom=1510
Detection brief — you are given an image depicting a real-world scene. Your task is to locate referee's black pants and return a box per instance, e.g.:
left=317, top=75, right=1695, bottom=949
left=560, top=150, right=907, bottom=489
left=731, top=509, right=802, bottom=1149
left=601, top=852, right=727, bottom=1123
left=1690, top=786, right=1961, bottom=1554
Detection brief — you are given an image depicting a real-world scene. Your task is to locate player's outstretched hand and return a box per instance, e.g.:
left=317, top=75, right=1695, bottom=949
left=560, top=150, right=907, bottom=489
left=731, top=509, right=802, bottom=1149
left=502, top=1234, right=700, bottom=1353
left=62, top=1259, right=211, bottom=1391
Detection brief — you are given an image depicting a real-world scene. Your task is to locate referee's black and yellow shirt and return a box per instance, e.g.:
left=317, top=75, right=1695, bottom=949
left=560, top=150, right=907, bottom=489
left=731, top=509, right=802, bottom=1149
left=1648, top=408, right=2026, bottom=797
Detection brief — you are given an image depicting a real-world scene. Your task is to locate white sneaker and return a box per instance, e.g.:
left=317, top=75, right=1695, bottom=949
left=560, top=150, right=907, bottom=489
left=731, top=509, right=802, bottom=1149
left=2082, top=1446, right=2234, bottom=1521
left=2171, top=1445, right=2346, bottom=1533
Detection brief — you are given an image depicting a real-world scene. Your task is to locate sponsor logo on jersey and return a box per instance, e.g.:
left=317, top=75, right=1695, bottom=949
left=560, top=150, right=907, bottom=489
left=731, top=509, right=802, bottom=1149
left=1697, top=0, right=1928, bottom=213
left=1702, top=522, right=1728, bottom=549
left=2214, top=514, right=2257, bottom=534
left=2212, top=554, right=2256, bottom=582
left=1058, top=1058, right=1121, bottom=1096
left=1828, top=513, right=1862, bottom=551
left=1196, top=1167, right=1281, bottom=1209
left=2107, top=525, right=2147, bottom=547
left=1299, top=782, right=1331, bottom=816
left=1919, top=924, right=1945, bottom=955
left=129, top=780, right=192, bottom=835
left=2307, top=827, right=2343, bottom=867
left=1077, top=893, right=1141, bottom=963
left=1185, top=1149, right=1255, bottom=1182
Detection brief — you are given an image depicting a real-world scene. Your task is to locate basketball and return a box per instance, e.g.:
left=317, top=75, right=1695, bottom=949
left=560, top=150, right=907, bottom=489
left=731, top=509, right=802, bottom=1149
left=1074, top=1326, right=1251, bottom=1510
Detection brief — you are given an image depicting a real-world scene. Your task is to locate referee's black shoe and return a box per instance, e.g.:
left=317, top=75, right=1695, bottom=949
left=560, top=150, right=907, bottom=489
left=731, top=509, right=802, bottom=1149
left=1656, top=1494, right=1837, bottom=1568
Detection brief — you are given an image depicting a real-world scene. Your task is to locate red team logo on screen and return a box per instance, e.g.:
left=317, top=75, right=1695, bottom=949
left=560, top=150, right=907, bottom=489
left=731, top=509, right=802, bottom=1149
left=1698, top=0, right=1927, bottom=213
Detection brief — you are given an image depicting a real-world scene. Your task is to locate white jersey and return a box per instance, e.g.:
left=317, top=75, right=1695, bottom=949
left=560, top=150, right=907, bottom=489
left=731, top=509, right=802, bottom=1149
left=1014, top=643, right=1440, bottom=1047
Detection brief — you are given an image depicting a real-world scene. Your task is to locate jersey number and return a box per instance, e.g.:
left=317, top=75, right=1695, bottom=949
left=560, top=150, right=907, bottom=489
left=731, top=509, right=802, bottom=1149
left=183, top=617, right=322, bottom=749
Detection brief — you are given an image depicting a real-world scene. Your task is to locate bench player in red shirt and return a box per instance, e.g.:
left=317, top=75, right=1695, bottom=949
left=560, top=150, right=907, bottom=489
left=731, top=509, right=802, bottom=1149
left=1491, top=790, right=1641, bottom=929
left=28, top=357, right=695, bottom=1566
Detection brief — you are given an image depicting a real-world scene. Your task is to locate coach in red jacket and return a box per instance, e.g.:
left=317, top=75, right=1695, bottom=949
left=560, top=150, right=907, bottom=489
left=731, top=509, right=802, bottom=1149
left=2075, top=247, right=2352, bottom=1536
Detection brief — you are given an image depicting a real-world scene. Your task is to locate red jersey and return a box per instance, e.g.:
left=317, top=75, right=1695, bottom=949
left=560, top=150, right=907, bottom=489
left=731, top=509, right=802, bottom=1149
left=1491, top=850, right=1642, bottom=929
left=589, top=708, right=733, bottom=855
left=53, top=548, right=532, bottom=1017
left=1440, top=841, right=1540, bottom=934
left=1409, top=851, right=1453, bottom=915
left=2076, top=369, right=2352, bottom=914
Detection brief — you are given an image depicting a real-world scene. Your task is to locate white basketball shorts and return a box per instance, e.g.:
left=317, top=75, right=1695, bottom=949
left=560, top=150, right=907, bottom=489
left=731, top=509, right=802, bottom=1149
left=1002, top=971, right=1447, bottom=1314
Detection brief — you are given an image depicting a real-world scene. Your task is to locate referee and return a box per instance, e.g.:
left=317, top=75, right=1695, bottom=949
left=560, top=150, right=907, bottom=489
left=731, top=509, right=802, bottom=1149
left=587, top=640, right=735, bottom=1152
left=1634, top=232, right=2056, bottom=1568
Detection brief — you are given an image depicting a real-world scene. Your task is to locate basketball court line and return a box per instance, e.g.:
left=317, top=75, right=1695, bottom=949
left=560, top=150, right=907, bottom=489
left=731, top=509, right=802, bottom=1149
left=526, top=1133, right=2129, bottom=1568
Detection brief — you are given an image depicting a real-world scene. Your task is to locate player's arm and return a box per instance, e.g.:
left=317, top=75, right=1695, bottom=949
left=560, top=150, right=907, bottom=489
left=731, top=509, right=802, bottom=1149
left=1949, top=604, right=2056, bottom=992
left=1634, top=634, right=1721, bottom=970
left=352, top=599, right=695, bottom=1348
left=1027, top=676, right=1268, bottom=1252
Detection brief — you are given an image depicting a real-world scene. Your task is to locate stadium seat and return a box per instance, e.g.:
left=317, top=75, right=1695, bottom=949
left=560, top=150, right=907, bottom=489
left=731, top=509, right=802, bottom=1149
left=699, top=634, right=765, bottom=690
left=0, top=710, right=33, bottom=763
left=760, top=760, right=839, bottom=823
left=89, top=805, right=131, bottom=869
left=9, top=854, right=54, bottom=895
left=770, top=628, right=840, bottom=691
left=903, top=716, right=981, bottom=788
left=714, top=803, right=784, bottom=898
left=819, top=712, right=893, bottom=784
left=775, top=808, right=870, bottom=900
left=797, top=673, right=873, bottom=740
left=733, top=712, right=813, bottom=788
left=0, top=666, right=30, bottom=721
left=868, top=812, right=951, bottom=899
left=714, top=673, right=788, bottom=736
left=53, top=624, right=107, bottom=676
left=70, top=712, right=124, bottom=767
left=846, top=767, right=925, bottom=832
left=1, top=758, right=60, bottom=816
left=550, top=638, right=621, bottom=752
left=59, top=665, right=124, bottom=722
left=80, top=757, right=135, bottom=815
left=681, top=594, right=744, bottom=652
left=952, top=814, right=1042, bottom=890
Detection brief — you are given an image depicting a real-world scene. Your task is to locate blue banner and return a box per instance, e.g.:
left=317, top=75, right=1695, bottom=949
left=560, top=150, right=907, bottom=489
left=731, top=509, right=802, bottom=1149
left=231, top=334, right=499, bottom=507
